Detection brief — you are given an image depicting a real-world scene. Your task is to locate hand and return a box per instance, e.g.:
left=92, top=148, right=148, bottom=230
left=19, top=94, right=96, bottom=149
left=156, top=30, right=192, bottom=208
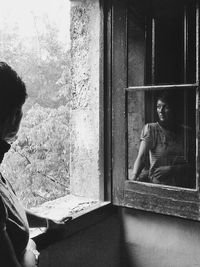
left=153, top=166, right=172, bottom=178
left=128, top=169, right=137, bottom=180
left=129, top=169, right=149, bottom=182
left=21, top=239, right=39, bottom=267
left=152, top=166, right=175, bottom=185
left=21, top=250, right=37, bottom=267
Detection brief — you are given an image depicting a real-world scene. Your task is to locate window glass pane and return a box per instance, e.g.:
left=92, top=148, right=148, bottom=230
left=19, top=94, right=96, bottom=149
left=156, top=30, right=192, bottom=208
left=128, top=0, right=197, bottom=86
left=128, top=0, right=146, bottom=86
left=128, top=88, right=196, bottom=189
left=153, top=0, right=196, bottom=84
left=154, top=10, right=184, bottom=84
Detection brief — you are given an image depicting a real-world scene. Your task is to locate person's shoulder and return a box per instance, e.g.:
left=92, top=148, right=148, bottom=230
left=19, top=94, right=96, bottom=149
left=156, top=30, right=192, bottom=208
left=143, top=122, right=158, bottom=131
left=141, top=123, right=158, bottom=137
left=146, top=122, right=158, bottom=127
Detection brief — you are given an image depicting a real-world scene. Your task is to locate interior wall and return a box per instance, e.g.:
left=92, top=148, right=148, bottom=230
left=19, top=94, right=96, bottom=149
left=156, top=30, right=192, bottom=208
left=38, top=205, right=200, bottom=267
left=39, top=213, right=121, bottom=267
left=121, top=207, right=200, bottom=267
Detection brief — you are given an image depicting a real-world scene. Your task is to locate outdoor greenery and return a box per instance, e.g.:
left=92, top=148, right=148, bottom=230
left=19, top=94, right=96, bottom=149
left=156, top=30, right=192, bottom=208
left=0, top=13, right=71, bottom=208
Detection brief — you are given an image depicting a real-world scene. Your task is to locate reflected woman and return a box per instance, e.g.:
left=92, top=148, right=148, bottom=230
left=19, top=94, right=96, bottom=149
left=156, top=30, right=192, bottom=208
left=129, top=90, right=195, bottom=188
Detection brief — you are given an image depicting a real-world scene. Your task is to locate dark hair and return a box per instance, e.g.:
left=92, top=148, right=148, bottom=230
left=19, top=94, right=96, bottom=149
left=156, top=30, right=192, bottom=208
left=157, top=90, right=179, bottom=110
left=156, top=89, right=183, bottom=125
left=0, top=62, right=27, bottom=123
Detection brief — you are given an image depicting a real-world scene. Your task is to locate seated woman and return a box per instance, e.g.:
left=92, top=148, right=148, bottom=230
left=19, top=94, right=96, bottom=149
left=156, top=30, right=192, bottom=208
left=129, top=90, right=195, bottom=188
left=0, top=62, right=68, bottom=267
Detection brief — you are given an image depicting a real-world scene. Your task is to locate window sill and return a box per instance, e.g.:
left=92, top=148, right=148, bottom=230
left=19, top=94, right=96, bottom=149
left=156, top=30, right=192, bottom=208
left=32, top=198, right=113, bottom=250
left=30, top=194, right=100, bottom=238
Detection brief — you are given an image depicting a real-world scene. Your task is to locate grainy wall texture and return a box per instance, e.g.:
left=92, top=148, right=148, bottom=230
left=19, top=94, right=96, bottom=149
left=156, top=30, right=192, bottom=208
left=39, top=214, right=121, bottom=267
left=121, top=208, right=200, bottom=267
left=70, top=0, right=100, bottom=199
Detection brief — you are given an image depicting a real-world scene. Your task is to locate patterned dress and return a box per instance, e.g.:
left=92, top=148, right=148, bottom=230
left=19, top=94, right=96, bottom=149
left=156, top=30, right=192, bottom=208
left=0, top=140, right=29, bottom=261
left=139, top=122, right=194, bottom=187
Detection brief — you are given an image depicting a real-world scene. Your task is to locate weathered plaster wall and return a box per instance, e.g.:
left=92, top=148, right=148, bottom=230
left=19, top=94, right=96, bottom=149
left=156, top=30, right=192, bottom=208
left=70, top=0, right=100, bottom=199
left=121, top=208, right=200, bottom=267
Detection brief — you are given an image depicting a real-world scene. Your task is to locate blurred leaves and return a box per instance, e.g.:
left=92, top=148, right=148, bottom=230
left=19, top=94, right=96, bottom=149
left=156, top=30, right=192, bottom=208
left=0, top=11, right=72, bottom=208
left=1, top=105, right=71, bottom=208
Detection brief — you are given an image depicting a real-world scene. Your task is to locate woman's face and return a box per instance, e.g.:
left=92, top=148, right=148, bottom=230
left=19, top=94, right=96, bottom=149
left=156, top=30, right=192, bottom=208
left=156, top=99, right=172, bottom=123
left=2, top=106, right=23, bottom=141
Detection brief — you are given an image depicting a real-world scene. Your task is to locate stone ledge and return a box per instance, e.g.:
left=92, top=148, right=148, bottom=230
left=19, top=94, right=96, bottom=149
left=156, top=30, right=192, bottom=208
left=30, top=194, right=99, bottom=237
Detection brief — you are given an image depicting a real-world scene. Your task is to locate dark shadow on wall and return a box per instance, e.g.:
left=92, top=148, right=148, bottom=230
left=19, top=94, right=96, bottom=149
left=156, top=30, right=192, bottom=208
left=119, top=208, right=137, bottom=267
left=37, top=205, right=122, bottom=267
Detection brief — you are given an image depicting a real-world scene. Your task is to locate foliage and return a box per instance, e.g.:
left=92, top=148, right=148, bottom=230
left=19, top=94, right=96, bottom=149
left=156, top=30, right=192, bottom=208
left=1, top=104, right=71, bottom=208
left=0, top=11, right=72, bottom=208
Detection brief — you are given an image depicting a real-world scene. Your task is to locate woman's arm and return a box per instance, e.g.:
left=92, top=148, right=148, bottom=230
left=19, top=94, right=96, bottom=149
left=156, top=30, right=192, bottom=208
left=25, top=210, right=71, bottom=230
left=129, top=140, right=149, bottom=180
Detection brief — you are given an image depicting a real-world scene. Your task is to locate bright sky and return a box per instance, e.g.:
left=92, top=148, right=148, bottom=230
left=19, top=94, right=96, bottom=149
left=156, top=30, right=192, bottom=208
left=0, top=0, right=70, bottom=46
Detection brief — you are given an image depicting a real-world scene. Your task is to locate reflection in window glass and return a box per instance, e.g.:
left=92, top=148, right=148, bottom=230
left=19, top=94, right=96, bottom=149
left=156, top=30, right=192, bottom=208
left=128, top=89, right=196, bottom=189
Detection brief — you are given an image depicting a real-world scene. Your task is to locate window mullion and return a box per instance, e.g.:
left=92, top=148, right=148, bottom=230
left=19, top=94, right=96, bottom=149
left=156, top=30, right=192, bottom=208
left=126, top=83, right=197, bottom=92
left=151, top=17, right=156, bottom=85
left=184, top=4, right=188, bottom=83
left=196, top=0, right=199, bottom=84
left=196, top=87, right=200, bottom=190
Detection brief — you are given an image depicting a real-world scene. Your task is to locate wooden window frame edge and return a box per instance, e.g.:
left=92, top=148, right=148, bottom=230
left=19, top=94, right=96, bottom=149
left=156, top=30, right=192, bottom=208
left=111, top=0, right=200, bottom=222
left=124, top=84, right=200, bottom=220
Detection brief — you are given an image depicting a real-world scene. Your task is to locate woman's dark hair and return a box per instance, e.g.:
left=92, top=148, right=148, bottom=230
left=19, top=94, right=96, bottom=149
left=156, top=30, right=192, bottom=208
left=156, top=89, right=183, bottom=125
left=157, top=90, right=179, bottom=111
left=0, top=62, right=27, bottom=123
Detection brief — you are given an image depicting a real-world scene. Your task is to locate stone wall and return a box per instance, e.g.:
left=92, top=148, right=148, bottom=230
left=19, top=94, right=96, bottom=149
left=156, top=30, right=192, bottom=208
left=69, top=0, right=101, bottom=199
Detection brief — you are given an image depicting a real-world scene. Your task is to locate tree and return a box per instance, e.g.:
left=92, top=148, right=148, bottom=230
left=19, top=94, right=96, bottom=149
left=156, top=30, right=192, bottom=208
left=1, top=104, right=71, bottom=207
left=0, top=10, right=72, bottom=208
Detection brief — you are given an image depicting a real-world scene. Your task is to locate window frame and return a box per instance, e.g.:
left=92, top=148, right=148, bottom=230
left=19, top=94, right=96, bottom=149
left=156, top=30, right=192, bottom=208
left=111, top=0, right=200, bottom=220
left=28, top=0, right=113, bottom=241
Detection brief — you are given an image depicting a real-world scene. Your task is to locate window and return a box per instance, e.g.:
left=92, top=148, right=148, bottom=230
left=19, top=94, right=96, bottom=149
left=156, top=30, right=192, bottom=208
left=111, top=0, right=200, bottom=220
left=0, top=0, right=103, bottom=222
left=128, top=87, right=196, bottom=189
